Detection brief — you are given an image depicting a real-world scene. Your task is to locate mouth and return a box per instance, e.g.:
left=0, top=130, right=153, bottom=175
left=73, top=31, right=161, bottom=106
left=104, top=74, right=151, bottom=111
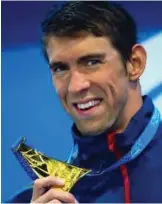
left=72, top=98, right=103, bottom=118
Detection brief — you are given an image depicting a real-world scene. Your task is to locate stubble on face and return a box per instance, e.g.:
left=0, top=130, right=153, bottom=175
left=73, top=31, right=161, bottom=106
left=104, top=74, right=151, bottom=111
left=47, top=33, right=129, bottom=136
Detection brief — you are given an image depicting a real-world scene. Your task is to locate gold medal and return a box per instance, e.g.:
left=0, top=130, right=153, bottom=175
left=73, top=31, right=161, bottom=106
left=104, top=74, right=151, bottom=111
left=12, top=137, right=91, bottom=192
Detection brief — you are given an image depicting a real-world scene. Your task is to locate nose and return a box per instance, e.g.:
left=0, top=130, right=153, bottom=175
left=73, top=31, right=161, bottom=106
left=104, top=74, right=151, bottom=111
left=68, top=70, right=90, bottom=93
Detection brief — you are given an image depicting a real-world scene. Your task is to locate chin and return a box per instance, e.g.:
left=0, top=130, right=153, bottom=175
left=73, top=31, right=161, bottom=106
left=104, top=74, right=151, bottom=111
left=75, top=115, right=117, bottom=136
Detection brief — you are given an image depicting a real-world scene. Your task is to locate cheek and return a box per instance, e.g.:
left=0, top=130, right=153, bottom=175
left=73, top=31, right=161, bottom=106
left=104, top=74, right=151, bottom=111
left=96, top=70, right=127, bottom=104
left=95, top=70, right=117, bottom=93
left=53, top=78, right=68, bottom=100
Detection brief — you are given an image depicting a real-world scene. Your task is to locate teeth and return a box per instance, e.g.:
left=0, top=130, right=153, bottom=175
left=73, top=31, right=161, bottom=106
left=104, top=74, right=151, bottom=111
left=77, top=100, right=100, bottom=110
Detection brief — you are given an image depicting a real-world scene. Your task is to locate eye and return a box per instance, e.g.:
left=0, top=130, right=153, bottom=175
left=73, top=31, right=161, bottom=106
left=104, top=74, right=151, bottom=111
left=87, top=59, right=101, bottom=66
left=51, top=64, right=68, bottom=75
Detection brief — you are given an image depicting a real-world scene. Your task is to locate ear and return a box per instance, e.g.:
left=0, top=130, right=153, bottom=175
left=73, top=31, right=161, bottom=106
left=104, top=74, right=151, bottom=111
left=126, top=44, right=147, bottom=81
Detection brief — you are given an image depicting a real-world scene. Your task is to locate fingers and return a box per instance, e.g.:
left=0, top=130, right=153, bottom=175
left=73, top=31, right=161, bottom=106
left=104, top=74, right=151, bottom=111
left=48, top=199, right=62, bottom=203
left=31, top=176, right=65, bottom=202
left=32, top=188, right=77, bottom=203
left=31, top=176, right=78, bottom=203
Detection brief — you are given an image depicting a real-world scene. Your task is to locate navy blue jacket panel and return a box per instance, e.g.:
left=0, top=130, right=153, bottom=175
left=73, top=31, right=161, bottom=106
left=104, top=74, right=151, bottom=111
left=6, top=96, right=162, bottom=203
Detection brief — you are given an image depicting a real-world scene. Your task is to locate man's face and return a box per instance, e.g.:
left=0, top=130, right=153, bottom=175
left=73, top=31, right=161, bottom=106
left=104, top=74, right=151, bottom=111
left=46, top=33, right=130, bottom=136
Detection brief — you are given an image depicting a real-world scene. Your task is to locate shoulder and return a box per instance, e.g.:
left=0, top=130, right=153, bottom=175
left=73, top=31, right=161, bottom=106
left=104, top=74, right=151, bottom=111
left=145, top=120, right=162, bottom=162
left=151, top=106, right=162, bottom=144
left=6, top=185, right=33, bottom=203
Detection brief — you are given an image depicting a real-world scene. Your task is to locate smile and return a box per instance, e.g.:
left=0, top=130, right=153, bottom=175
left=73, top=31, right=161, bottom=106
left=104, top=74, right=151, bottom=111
left=76, top=100, right=101, bottom=110
left=72, top=99, right=102, bottom=118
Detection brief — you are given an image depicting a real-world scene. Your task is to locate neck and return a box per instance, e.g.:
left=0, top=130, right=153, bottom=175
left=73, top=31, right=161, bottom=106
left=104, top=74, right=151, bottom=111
left=115, top=86, right=143, bottom=134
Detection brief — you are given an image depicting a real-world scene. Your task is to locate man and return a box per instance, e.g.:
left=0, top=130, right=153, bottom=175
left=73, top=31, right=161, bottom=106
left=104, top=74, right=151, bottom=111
left=8, top=1, right=162, bottom=203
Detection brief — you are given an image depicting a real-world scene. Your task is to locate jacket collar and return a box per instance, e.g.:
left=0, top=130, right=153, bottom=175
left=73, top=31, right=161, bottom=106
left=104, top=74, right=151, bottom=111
left=71, top=96, right=154, bottom=170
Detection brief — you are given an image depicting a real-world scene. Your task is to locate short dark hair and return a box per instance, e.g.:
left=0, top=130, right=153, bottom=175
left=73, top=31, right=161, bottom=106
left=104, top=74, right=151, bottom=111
left=41, top=1, right=137, bottom=63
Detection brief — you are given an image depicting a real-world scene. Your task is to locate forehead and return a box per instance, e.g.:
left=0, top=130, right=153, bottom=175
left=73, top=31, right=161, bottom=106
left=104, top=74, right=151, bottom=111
left=46, top=34, right=116, bottom=63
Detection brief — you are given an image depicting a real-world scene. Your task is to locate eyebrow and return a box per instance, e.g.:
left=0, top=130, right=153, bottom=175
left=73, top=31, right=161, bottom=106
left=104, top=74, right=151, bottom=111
left=49, top=52, right=106, bottom=68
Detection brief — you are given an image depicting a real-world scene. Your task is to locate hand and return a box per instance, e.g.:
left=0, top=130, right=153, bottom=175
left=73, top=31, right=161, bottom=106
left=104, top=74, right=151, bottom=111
left=31, top=176, right=78, bottom=203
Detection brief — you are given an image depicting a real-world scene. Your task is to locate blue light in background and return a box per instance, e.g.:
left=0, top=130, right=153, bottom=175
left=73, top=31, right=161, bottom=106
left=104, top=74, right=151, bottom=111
left=1, top=1, right=162, bottom=199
